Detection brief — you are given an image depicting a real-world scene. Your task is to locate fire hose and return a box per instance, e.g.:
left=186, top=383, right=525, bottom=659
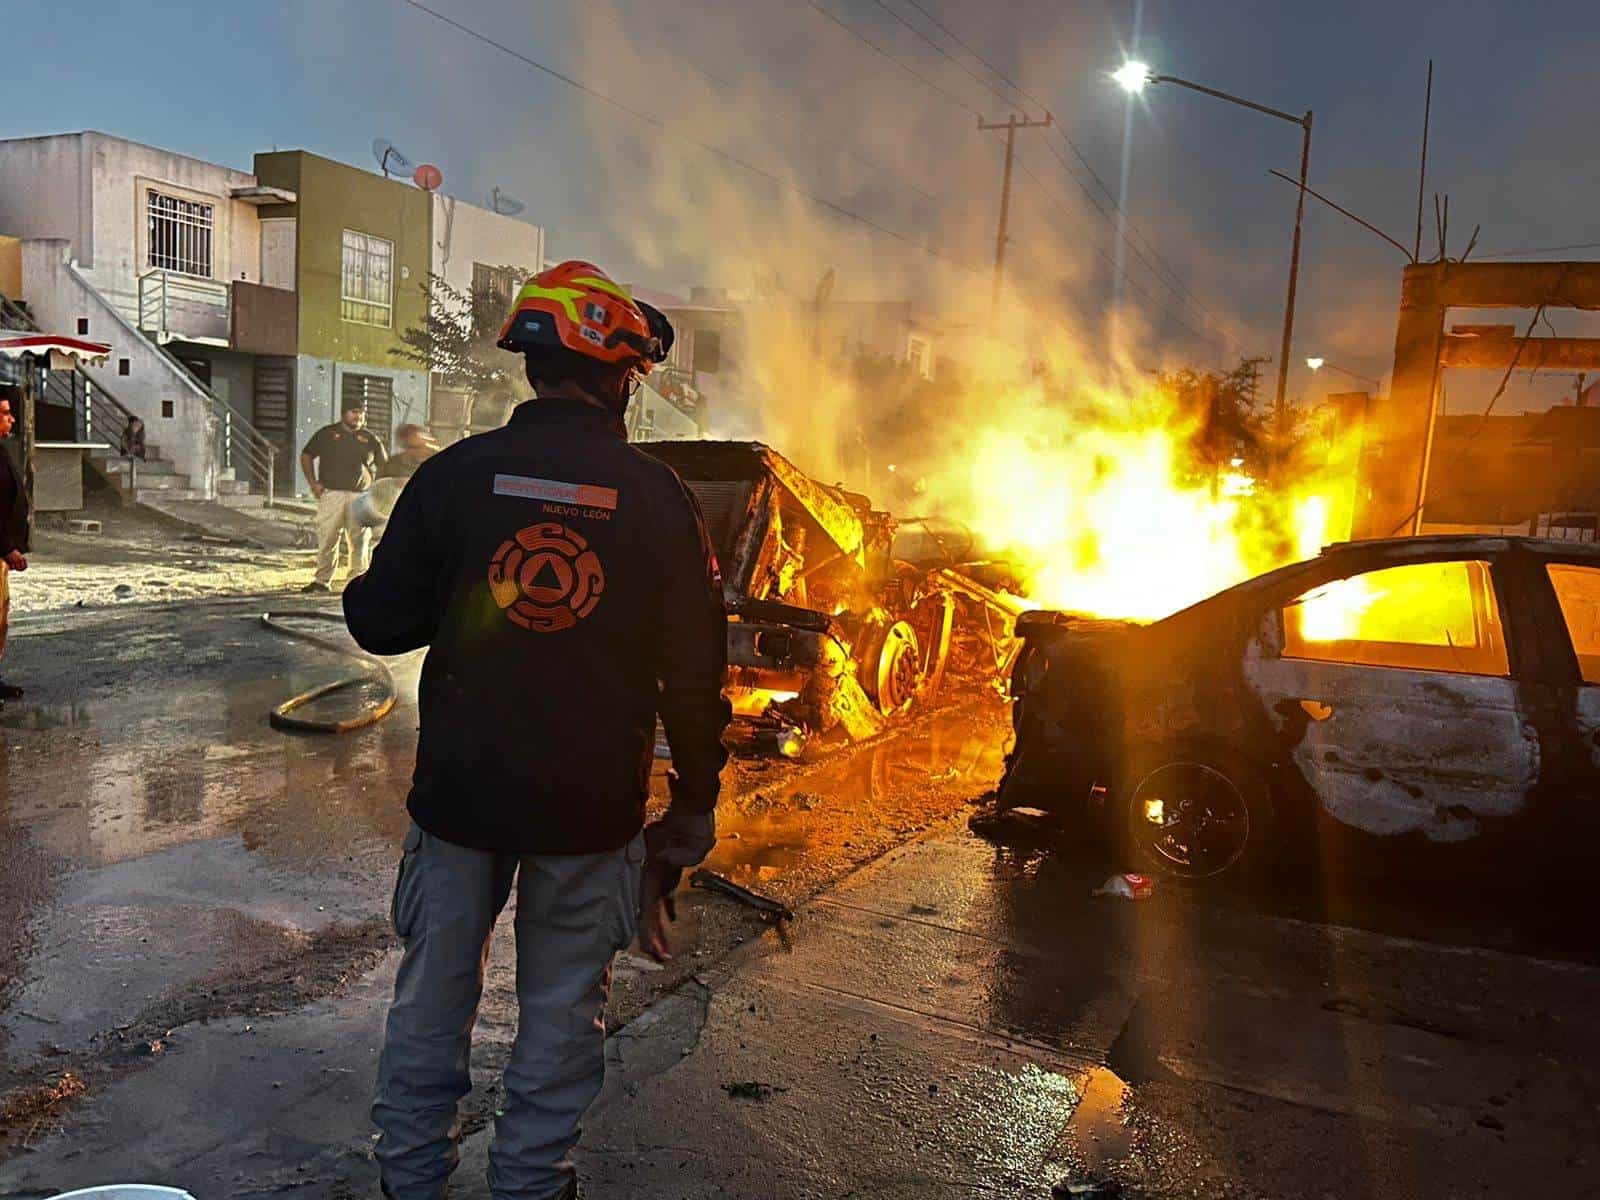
left=261, top=610, right=397, bottom=733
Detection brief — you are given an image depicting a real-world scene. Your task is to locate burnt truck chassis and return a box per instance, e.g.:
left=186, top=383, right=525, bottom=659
left=640, top=440, right=1019, bottom=750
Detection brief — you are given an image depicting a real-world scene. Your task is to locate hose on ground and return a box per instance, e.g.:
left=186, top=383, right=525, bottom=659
left=261, top=610, right=397, bottom=733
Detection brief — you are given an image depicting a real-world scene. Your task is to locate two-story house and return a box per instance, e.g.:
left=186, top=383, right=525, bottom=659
left=0, top=130, right=292, bottom=501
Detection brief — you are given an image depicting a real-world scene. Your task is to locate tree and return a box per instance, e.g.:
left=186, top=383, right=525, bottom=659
left=393, top=267, right=532, bottom=437
left=1158, top=355, right=1273, bottom=477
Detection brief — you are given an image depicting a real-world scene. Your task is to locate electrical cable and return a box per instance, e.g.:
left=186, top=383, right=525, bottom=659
left=262, top=610, right=397, bottom=733
left=804, top=0, right=1225, bottom=349
left=397, top=0, right=945, bottom=259
left=863, top=0, right=1222, bottom=328
left=1011, top=157, right=1220, bottom=349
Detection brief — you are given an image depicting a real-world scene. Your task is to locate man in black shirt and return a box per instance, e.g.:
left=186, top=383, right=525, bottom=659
left=346, top=261, right=729, bottom=1200
left=0, top=399, right=29, bottom=700
left=300, top=399, right=387, bottom=593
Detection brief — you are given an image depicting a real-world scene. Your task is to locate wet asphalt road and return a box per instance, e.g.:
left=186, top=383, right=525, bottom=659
left=0, top=596, right=1597, bottom=1198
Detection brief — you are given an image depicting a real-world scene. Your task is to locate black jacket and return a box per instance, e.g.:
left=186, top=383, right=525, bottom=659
left=0, top=447, right=29, bottom=557
left=343, top=398, right=730, bottom=854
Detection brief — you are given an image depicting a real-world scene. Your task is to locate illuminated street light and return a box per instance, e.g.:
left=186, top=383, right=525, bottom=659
left=1116, top=62, right=1314, bottom=478
left=1113, top=61, right=1152, bottom=94
left=1306, top=356, right=1380, bottom=388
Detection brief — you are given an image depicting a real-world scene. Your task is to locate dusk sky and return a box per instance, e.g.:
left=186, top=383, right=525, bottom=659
left=6, top=0, right=1598, bottom=400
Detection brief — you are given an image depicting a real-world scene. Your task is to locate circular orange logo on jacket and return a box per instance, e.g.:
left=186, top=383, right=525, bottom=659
left=488, top=522, right=605, bottom=632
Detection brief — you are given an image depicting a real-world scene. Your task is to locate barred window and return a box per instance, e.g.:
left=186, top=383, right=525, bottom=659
left=147, top=190, right=214, bottom=277
left=471, top=262, right=521, bottom=334
left=342, top=229, right=394, bottom=327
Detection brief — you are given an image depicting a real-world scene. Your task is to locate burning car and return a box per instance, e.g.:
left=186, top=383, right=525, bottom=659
left=996, top=535, right=1600, bottom=880
left=640, top=440, right=1021, bottom=750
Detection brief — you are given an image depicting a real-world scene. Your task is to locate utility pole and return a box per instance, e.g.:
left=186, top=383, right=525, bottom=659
left=1271, top=109, right=1314, bottom=477
left=978, top=113, right=1053, bottom=323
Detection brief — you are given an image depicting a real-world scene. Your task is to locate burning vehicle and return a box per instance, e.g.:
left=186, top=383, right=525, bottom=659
left=996, top=535, right=1600, bottom=880
left=640, top=440, right=1021, bottom=751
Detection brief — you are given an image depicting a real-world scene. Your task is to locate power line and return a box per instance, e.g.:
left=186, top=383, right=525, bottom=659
left=1474, top=240, right=1600, bottom=260
left=397, top=0, right=946, bottom=260
left=804, top=0, right=1228, bottom=348
left=864, top=0, right=1021, bottom=108
left=1013, top=157, right=1226, bottom=351
left=872, top=0, right=1222, bottom=327
left=803, top=0, right=980, bottom=116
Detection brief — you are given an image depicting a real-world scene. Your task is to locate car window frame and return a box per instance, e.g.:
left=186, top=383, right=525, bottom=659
left=1255, top=550, right=1524, bottom=681
left=1522, top=548, right=1600, bottom=687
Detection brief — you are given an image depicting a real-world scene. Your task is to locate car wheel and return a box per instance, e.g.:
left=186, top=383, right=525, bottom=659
left=1118, top=751, right=1272, bottom=882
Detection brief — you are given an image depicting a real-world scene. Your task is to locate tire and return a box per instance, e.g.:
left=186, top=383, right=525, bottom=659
left=1116, top=749, right=1273, bottom=883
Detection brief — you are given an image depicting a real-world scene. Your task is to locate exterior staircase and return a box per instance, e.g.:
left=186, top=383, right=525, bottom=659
left=88, top=442, right=207, bottom=503
left=3, top=289, right=205, bottom=505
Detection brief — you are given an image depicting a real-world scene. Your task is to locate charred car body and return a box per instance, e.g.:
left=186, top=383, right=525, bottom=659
left=998, top=536, right=1600, bottom=880
left=640, top=440, right=1019, bottom=749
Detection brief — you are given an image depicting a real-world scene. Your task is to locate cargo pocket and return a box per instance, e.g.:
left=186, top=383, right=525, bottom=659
left=613, top=834, right=646, bottom=953
left=390, top=824, right=425, bottom=940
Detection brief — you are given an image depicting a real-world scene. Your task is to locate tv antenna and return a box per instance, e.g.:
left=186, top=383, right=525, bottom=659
left=487, top=186, right=526, bottom=216
left=372, top=137, right=418, bottom=179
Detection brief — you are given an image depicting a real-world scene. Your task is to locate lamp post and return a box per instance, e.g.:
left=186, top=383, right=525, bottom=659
left=1116, top=61, right=1313, bottom=476
left=1305, top=356, right=1381, bottom=390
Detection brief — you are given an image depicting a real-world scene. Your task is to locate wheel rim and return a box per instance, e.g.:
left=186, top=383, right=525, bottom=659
left=1128, top=762, right=1251, bottom=879
left=870, top=621, right=921, bottom=716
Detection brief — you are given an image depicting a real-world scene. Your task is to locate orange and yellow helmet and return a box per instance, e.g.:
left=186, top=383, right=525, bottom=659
left=496, top=260, right=672, bottom=373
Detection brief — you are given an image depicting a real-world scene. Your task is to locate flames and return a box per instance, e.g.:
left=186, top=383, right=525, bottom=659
left=910, top=379, right=1360, bottom=623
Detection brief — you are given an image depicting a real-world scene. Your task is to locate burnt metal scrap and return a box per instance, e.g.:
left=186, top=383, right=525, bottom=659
left=995, top=535, right=1600, bottom=881
left=640, top=440, right=1020, bottom=746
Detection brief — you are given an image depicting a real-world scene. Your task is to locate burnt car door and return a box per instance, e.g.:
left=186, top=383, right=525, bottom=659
left=1243, top=554, right=1540, bottom=843
left=1536, top=553, right=1600, bottom=800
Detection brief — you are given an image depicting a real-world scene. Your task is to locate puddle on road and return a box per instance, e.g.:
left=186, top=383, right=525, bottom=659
left=1068, top=1066, right=1134, bottom=1173
left=707, top=702, right=1008, bottom=890
left=0, top=702, right=94, bottom=732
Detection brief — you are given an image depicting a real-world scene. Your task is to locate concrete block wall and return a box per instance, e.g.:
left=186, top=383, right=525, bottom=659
left=22, top=239, right=219, bottom=495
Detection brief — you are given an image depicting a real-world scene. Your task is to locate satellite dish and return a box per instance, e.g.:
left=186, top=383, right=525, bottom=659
left=373, top=138, right=418, bottom=178
left=488, top=186, right=526, bottom=216
left=413, top=164, right=444, bottom=192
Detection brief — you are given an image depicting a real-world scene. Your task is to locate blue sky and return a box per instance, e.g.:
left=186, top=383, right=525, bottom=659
left=5, top=0, right=1598, bottom=394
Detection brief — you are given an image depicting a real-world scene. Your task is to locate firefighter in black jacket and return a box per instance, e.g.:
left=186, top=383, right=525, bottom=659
left=344, top=261, right=730, bottom=1200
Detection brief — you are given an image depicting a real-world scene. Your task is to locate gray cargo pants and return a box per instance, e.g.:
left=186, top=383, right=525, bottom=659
left=373, top=822, right=644, bottom=1200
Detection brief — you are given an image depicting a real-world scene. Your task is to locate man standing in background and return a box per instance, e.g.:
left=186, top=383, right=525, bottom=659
left=0, top=398, right=30, bottom=700
left=300, top=398, right=387, bottom=593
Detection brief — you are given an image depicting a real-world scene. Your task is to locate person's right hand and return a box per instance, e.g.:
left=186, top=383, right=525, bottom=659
left=637, top=863, right=679, bottom=963
left=310, top=482, right=326, bottom=499
left=4, top=551, right=26, bottom=572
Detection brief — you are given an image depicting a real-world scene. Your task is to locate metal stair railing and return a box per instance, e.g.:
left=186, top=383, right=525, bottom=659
left=60, top=261, right=278, bottom=504
left=148, top=339, right=277, bottom=505
left=3, top=287, right=157, bottom=496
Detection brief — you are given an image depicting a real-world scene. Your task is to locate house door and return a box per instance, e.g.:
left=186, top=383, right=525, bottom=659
left=261, top=219, right=297, bottom=291
left=340, top=372, right=394, bottom=447
left=252, top=358, right=295, bottom=491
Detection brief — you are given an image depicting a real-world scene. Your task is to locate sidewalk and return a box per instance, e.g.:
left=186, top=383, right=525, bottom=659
left=458, top=829, right=1600, bottom=1200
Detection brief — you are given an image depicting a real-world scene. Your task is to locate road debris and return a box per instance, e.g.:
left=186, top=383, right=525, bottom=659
left=690, top=869, right=795, bottom=922
left=1092, top=873, right=1154, bottom=901
left=721, top=1081, right=788, bottom=1101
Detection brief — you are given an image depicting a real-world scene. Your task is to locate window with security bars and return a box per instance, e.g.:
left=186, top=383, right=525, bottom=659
left=342, top=229, right=394, bottom=326
left=341, top=373, right=394, bottom=445
left=147, top=190, right=214, bottom=277
left=471, top=262, right=521, bottom=335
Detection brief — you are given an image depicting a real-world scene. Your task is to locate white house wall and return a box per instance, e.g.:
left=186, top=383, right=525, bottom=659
left=430, top=193, right=545, bottom=298
left=23, top=239, right=220, bottom=493
left=0, top=135, right=91, bottom=261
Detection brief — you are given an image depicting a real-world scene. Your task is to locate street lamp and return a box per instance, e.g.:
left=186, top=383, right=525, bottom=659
left=1306, top=356, right=1381, bottom=389
left=1115, top=60, right=1313, bottom=475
